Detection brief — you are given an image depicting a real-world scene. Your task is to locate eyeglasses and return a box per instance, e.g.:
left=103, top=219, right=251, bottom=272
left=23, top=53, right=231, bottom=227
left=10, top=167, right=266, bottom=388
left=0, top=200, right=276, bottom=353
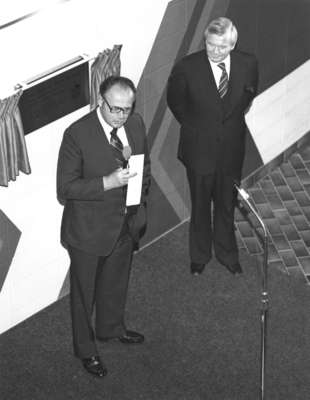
left=103, top=97, right=132, bottom=115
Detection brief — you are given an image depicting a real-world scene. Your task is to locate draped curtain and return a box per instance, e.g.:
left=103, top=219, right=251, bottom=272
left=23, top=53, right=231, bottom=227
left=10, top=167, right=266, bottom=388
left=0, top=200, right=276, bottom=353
left=0, top=91, right=31, bottom=187
left=90, top=44, right=122, bottom=110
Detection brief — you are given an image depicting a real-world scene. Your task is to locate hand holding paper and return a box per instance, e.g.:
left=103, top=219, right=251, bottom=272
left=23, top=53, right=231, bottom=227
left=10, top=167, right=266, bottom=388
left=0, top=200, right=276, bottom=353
left=126, top=154, right=145, bottom=206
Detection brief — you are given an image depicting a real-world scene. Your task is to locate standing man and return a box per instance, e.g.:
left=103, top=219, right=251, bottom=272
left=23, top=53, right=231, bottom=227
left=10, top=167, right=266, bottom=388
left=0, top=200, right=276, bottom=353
left=167, top=17, right=258, bottom=276
left=57, top=76, right=151, bottom=377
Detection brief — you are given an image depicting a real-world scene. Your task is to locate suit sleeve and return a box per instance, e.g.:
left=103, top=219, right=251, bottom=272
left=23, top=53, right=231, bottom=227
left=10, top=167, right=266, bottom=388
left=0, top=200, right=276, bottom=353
left=251, top=56, right=259, bottom=97
left=166, top=61, right=187, bottom=124
left=139, top=115, right=151, bottom=204
left=56, top=129, right=105, bottom=203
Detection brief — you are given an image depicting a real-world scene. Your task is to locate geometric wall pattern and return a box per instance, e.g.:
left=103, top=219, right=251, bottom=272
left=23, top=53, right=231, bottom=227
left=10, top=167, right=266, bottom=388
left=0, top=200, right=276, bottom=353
left=0, top=209, right=21, bottom=292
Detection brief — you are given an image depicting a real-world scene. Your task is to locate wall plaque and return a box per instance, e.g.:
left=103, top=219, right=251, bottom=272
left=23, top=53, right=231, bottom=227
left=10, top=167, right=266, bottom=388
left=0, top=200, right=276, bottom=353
left=19, top=61, right=89, bottom=135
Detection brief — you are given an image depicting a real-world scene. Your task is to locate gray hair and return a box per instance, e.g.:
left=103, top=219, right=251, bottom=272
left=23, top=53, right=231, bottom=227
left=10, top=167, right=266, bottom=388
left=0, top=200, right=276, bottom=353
left=204, top=17, right=238, bottom=46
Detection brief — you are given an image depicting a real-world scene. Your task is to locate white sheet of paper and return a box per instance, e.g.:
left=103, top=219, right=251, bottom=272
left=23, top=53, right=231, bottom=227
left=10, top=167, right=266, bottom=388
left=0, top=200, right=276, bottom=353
left=126, top=154, right=144, bottom=206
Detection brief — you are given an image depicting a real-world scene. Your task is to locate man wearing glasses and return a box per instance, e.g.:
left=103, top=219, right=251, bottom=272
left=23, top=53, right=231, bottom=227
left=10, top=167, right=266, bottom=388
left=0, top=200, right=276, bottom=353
left=57, top=76, right=151, bottom=378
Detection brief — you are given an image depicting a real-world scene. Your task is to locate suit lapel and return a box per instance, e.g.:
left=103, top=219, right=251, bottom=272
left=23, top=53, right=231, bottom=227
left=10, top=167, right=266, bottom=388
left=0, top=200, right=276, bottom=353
left=124, top=117, right=137, bottom=154
left=201, top=53, right=223, bottom=114
left=223, top=52, right=245, bottom=119
left=93, top=111, right=119, bottom=168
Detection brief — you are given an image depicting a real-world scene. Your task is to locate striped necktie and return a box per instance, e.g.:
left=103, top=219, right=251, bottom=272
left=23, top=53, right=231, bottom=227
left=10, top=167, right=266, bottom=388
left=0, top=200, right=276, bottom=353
left=218, top=62, right=228, bottom=98
left=110, top=128, right=124, bottom=166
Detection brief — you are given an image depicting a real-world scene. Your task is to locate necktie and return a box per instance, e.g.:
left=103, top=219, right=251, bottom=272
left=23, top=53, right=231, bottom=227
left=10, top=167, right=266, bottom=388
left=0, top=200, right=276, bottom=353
left=218, top=62, right=228, bottom=98
left=110, top=128, right=124, bottom=166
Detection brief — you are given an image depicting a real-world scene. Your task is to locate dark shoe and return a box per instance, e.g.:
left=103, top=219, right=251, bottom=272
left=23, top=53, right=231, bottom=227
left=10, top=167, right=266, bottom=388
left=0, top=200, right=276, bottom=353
left=190, top=262, right=206, bottom=275
left=225, top=262, right=243, bottom=275
left=82, top=355, right=107, bottom=378
left=98, top=330, right=145, bottom=344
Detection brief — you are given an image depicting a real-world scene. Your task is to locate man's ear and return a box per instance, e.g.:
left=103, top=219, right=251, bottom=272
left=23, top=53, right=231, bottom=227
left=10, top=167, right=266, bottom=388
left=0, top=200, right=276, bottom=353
left=98, top=97, right=103, bottom=107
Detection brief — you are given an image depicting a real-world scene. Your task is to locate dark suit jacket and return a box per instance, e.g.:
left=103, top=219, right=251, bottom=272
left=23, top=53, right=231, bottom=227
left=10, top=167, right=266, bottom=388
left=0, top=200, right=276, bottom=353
left=57, top=110, right=151, bottom=256
left=167, top=49, right=258, bottom=178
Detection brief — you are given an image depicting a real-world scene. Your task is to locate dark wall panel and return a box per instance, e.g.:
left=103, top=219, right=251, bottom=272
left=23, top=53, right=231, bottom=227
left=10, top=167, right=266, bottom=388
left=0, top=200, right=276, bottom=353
left=227, top=0, right=310, bottom=94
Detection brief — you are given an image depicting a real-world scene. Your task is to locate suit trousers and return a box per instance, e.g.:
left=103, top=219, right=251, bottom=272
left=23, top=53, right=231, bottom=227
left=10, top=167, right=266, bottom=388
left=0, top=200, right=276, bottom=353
left=186, top=168, right=239, bottom=266
left=68, top=219, right=134, bottom=359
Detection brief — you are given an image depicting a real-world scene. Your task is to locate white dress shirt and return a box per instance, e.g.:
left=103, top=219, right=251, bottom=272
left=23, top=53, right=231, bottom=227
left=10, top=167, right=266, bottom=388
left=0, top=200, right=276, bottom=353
left=96, top=107, right=129, bottom=146
left=209, top=54, right=231, bottom=89
left=96, top=107, right=130, bottom=190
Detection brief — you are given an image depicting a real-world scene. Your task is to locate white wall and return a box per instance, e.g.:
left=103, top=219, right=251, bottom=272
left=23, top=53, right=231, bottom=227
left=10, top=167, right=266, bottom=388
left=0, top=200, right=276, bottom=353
left=0, top=0, right=170, bottom=334
left=246, top=59, right=310, bottom=164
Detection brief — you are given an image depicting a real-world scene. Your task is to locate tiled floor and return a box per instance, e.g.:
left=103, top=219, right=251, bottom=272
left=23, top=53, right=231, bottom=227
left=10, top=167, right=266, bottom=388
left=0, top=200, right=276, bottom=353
left=236, top=145, right=310, bottom=284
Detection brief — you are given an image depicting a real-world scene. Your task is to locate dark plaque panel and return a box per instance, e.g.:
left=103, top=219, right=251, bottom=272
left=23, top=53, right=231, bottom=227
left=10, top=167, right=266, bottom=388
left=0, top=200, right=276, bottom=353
left=19, top=62, right=90, bottom=135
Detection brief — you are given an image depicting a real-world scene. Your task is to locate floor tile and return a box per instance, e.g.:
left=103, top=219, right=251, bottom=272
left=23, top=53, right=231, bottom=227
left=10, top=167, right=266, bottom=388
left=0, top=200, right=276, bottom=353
left=285, top=176, right=303, bottom=192
left=298, top=146, right=310, bottom=162
left=259, top=179, right=277, bottom=194
left=305, top=162, right=310, bottom=172
left=295, top=191, right=310, bottom=207
left=280, top=163, right=296, bottom=177
left=290, top=240, right=310, bottom=257
left=298, top=257, right=310, bottom=274
left=264, top=218, right=283, bottom=235
left=275, top=186, right=295, bottom=202
left=265, top=193, right=285, bottom=210
left=292, top=215, right=310, bottom=231
left=284, top=200, right=303, bottom=216
left=289, top=153, right=306, bottom=170
left=272, top=234, right=291, bottom=251
left=248, top=188, right=267, bottom=204
left=235, top=207, right=246, bottom=222
left=287, top=266, right=308, bottom=284
left=247, top=214, right=263, bottom=230
left=235, top=229, right=246, bottom=249
left=238, top=144, right=310, bottom=284
left=304, top=184, right=310, bottom=196
left=278, top=249, right=299, bottom=267
left=270, top=170, right=286, bottom=186
left=299, top=230, right=310, bottom=247
left=267, top=242, right=281, bottom=261
left=272, top=209, right=292, bottom=226
left=301, top=206, right=310, bottom=222
left=296, top=169, right=310, bottom=185
left=237, top=220, right=255, bottom=238
left=281, top=224, right=301, bottom=241
left=244, top=237, right=263, bottom=255
left=255, top=204, right=275, bottom=219
left=268, top=260, right=286, bottom=271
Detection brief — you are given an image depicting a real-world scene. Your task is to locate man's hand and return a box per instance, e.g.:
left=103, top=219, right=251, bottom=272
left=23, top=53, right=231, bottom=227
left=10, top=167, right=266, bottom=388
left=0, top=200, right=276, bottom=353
left=103, top=168, right=137, bottom=191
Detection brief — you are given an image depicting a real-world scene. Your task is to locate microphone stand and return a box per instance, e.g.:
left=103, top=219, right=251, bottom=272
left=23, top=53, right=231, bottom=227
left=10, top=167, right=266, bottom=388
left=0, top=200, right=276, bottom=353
left=234, top=183, right=269, bottom=400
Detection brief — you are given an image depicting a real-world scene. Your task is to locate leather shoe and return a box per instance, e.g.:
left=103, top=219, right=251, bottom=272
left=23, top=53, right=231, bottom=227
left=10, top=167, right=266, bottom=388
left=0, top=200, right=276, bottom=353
left=190, top=262, right=206, bottom=275
left=82, top=355, right=107, bottom=378
left=224, top=262, right=243, bottom=275
left=98, top=330, right=145, bottom=344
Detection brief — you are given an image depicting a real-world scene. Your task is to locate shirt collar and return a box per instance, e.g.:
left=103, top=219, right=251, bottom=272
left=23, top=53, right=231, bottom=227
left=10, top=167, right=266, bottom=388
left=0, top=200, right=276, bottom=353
left=96, top=106, right=113, bottom=134
left=209, top=54, right=230, bottom=69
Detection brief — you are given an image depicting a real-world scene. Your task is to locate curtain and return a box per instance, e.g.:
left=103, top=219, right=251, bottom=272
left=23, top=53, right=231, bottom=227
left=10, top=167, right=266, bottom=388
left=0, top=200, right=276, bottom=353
left=90, top=44, right=122, bottom=110
left=0, top=91, right=31, bottom=187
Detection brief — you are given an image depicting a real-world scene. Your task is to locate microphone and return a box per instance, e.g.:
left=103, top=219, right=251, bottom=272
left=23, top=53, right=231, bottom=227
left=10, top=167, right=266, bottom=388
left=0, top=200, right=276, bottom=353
left=122, top=145, right=132, bottom=169
left=234, top=181, right=250, bottom=201
left=234, top=181, right=258, bottom=216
